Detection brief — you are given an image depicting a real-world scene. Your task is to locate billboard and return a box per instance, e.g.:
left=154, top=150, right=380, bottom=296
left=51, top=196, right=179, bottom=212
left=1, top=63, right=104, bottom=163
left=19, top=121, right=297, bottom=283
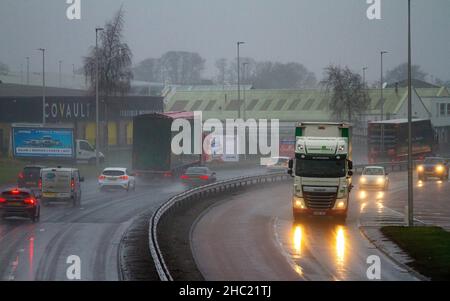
left=12, top=127, right=75, bottom=159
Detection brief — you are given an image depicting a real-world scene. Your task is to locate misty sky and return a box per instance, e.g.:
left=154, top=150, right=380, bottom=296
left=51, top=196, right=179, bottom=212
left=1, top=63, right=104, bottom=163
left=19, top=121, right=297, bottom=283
left=1, top=0, right=449, bottom=83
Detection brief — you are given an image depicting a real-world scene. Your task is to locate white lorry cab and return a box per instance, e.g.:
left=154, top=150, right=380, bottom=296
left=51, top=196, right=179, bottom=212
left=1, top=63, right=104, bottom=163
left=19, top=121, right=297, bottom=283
left=288, top=122, right=354, bottom=223
left=40, top=167, right=84, bottom=206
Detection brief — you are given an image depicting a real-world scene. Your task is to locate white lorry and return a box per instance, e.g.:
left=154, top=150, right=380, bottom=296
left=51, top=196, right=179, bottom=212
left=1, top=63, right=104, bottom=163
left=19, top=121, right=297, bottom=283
left=288, top=122, right=353, bottom=223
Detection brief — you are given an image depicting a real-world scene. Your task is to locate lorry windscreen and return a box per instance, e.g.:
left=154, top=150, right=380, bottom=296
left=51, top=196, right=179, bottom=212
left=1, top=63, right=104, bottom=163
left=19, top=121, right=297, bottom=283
left=295, top=158, right=346, bottom=178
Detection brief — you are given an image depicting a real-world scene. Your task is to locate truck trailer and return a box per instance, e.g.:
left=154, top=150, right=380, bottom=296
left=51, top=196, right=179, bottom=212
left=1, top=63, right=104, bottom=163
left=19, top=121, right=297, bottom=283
left=368, top=119, right=434, bottom=163
left=132, top=112, right=203, bottom=177
left=288, top=122, right=353, bottom=223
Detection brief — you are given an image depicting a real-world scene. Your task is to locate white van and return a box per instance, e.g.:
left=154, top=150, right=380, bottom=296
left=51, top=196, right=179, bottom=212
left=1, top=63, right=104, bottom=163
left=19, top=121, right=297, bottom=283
left=40, top=167, right=84, bottom=206
left=76, top=139, right=105, bottom=164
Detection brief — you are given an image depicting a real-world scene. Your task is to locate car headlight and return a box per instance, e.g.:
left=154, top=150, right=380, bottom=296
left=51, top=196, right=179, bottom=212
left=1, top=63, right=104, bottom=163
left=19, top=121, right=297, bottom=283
left=377, top=177, right=385, bottom=184
left=436, top=165, right=444, bottom=173
left=360, top=177, right=367, bottom=184
left=417, top=165, right=424, bottom=172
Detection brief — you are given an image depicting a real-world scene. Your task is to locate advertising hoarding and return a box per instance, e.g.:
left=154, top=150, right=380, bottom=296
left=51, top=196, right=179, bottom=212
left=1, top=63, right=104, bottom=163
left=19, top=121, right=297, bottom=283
left=12, top=127, right=75, bottom=159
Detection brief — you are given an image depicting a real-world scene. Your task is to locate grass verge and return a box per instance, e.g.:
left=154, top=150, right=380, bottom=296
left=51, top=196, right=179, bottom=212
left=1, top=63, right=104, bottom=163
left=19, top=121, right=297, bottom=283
left=381, top=226, right=450, bottom=280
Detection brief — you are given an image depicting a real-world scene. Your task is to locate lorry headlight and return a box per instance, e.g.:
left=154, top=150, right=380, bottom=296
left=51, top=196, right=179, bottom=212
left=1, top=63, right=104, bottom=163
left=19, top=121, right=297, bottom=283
left=337, top=201, right=346, bottom=209
left=293, top=197, right=305, bottom=209
left=417, top=165, right=424, bottom=172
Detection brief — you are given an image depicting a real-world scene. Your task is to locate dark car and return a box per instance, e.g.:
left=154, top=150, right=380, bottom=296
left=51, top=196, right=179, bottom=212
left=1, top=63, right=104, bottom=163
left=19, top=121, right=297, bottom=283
left=18, top=165, right=45, bottom=192
left=0, top=188, right=41, bottom=222
left=417, top=157, right=449, bottom=181
left=181, top=167, right=217, bottom=187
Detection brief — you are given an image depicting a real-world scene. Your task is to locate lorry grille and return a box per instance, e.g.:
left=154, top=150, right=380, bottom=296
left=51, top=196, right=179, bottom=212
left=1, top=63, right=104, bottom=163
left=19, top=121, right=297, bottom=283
left=303, top=191, right=337, bottom=209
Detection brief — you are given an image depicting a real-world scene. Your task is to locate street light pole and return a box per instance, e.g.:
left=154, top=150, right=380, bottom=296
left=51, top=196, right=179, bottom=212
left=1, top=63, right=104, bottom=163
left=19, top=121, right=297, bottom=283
left=237, top=41, right=244, bottom=119
left=362, top=67, right=368, bottom=88
left=26, top=57, right=30, bottom=85
left=37, top=48, right=46, bottom=124
left=95, top=27, right=104, bottom=169
left=407, top=0, right=414, bottom=226
left=243, top=62, right=249, bottom=121
left=380, top=51, right=388, bottom=121
left=59, top=60, right=62, bottom=87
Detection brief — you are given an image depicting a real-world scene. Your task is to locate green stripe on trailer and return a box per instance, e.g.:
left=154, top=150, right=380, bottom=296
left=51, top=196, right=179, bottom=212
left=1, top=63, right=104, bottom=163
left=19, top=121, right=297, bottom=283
left=295, top=127, right=302, bottom=137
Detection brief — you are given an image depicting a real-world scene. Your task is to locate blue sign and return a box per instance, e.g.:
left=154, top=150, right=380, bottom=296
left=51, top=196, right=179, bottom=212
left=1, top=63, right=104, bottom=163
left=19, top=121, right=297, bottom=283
left=12, top=127, right=75, bottom=158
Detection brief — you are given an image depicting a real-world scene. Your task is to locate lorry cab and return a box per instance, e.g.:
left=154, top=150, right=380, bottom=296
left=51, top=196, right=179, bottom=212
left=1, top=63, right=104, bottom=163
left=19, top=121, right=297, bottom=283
left=76, top=139, right=105, bottom=164
left=288, top=122, right=353, bottom=223
left=40, top=167, right=84, bottom=207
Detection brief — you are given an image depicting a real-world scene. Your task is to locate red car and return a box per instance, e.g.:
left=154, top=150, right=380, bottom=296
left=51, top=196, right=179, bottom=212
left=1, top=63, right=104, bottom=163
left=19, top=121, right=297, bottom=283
left=0, top=188, right=41, bottom=222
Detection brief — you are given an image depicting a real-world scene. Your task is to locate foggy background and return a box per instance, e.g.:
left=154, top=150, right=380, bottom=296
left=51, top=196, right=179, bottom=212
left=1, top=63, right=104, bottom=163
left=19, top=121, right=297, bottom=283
left=0, top=0, right=449, bottom=84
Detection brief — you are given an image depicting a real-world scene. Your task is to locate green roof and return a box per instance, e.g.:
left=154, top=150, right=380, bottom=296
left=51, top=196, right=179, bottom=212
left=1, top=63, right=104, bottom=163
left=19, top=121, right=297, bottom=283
left=166, top=87, right=448, bottom=122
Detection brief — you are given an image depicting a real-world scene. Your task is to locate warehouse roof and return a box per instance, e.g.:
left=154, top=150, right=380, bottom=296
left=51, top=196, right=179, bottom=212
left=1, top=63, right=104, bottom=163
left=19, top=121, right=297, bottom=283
left=165, top=87, right=449, bottom=122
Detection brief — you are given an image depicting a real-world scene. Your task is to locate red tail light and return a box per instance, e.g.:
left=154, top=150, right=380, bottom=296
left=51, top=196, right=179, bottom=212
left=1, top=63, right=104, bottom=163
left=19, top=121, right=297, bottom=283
left=24, top=197, right=36, bottom=205
left=12, top=189, right=20, bottom=195
left=99, top=175, right=106, bottom=180
left=0, top=197, right=6, bottom=203
left=164, top=172, right=172, bottom=178
left=38, top=179, right=42, bottom=189
left=18, top=172, right=24, bottom=179
left=71, top=179, right=75, bottom=189
left=200, top=175, right=209, bottom=180
left=120, top=175, right=129, bottom=180
left=180, top=175, right=189, bottom=180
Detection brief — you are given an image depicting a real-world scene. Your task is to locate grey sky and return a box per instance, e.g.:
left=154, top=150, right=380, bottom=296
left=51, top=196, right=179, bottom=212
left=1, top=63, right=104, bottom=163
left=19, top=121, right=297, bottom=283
left=1, top=0, right=449, bottom=83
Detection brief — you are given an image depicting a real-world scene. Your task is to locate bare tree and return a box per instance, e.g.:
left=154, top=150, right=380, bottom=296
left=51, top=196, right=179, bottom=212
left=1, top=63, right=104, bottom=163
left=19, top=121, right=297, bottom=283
left=385, top=63, right=427, bottom=84
left=83, top=7, right=133, bottom=97
left=251, top=61, right=316, bottom=89
left=159, top=51, right=205, bottom=84
left=322, top=65, right=370, bottom=122
left=133, top=58, right=161, bottom=82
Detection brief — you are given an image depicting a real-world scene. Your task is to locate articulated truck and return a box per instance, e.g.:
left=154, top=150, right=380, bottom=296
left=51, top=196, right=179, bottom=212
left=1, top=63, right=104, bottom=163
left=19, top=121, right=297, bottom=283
left=132, top=112, right=203, bottom=178
left=288, top=122, right=354, bottom=223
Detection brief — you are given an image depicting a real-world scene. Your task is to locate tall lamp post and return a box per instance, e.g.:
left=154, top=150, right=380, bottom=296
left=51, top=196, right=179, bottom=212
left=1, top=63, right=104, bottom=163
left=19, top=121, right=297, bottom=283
left=407, top=0, right=414, bottom=226
left=37, top=48, right=46, bottom=124
left=380, top=51, right=388, bottom=120
left=242, top=62, right=249, bottom=120
left=59, top=60, right=62, bottom=87
left=95, top=27, right=104, bottom=169
left=237, top=41, right=245, bottom=119
left=362, top=66, right=368, bottom=88
left=26, top=57, right=30, bottom=85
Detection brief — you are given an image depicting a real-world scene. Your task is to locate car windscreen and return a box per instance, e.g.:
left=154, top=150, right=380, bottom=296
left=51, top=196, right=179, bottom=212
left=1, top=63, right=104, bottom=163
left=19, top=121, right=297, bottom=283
left=363, top=168, right=384, bottom=175
left=295, top=158, right=346, bottom=178
left=186, top=167, right=209, bottom=174
left=103, top=170, right=125, bottom=176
